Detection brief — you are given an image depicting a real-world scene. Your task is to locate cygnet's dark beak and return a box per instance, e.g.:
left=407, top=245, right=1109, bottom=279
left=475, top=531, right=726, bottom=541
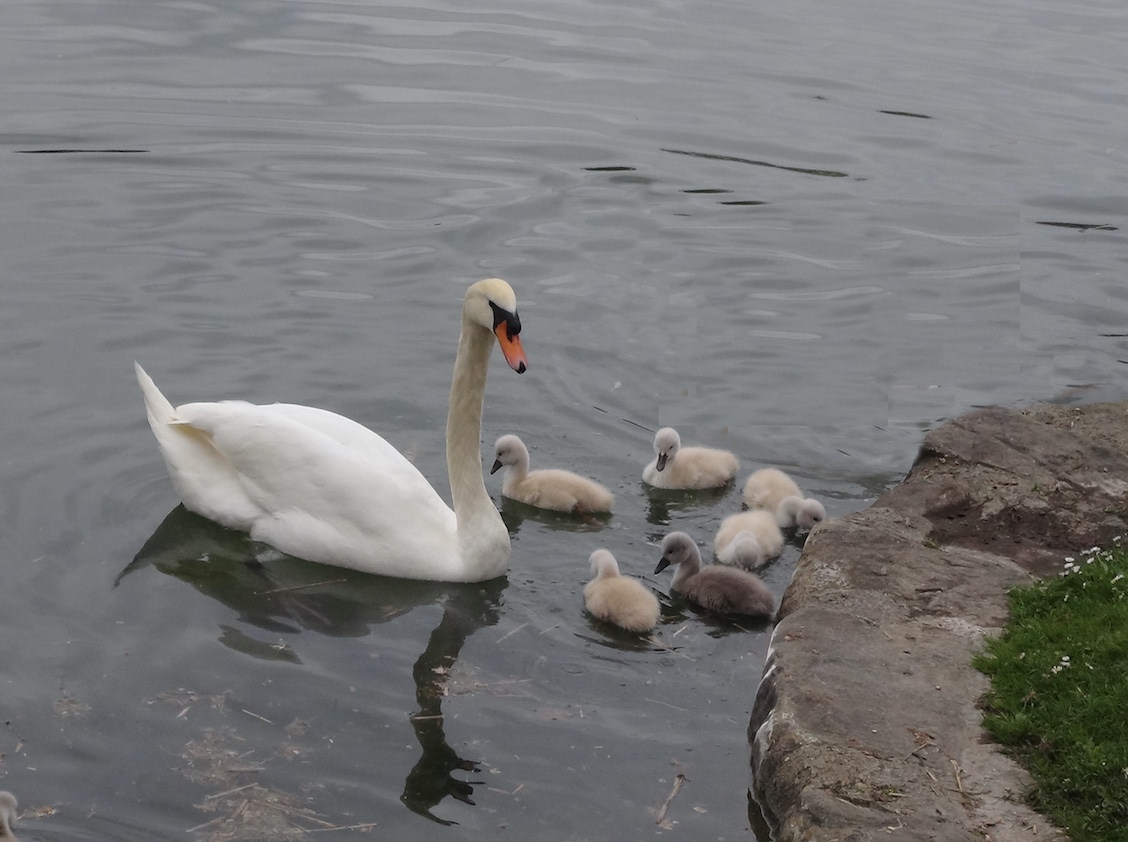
left=654, top=556, right=671, bottom=574
left=655, top=453, right=668, bottom=472
left=490, top=459, right=503, bottom=475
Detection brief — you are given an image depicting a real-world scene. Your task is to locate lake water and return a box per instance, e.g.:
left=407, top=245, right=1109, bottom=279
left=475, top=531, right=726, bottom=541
left=1, top=0, right=1126, bottom=838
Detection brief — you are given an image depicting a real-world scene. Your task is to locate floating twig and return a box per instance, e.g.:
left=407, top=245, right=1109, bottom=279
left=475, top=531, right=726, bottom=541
left=655, top=774, right=687, bottom=825
left=255, top=579, right=348, bottom=596
left=645, top=698, right=688, bottom=712
left=495, top=624, right=528, bottom=643
left=305, top=822, right=380, bottom=832
left=205, top=782, right=260, bottom=801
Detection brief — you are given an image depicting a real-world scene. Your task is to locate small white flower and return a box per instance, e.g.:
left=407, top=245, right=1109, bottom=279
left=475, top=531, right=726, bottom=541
left=1112, top=573, right=1124, bottom=584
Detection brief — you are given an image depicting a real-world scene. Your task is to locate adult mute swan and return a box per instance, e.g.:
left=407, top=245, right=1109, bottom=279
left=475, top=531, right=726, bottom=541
left=655, top=531, right=775, bottom=618
left=642, top=427, right=738, bottom=489
left=490, top=434, right=614, bottom=513
left=584, top=549, right=660, bottom=632
left=0, top=791, right=18, bottom=842
left=136, top=278, right=528, bottom=583
left=742, top=467, right=826, bottom=529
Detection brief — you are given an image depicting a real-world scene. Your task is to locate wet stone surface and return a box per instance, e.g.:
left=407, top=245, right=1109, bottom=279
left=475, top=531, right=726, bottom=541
left=750, top=401, right=1128, bottom=841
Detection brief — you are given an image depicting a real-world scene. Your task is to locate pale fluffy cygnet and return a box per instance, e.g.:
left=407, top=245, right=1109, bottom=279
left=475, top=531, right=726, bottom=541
left=642, top=427, right=739, bottom=489
left=655, top=532, right=775, bottom=618
left=713, top=509, right=784, bottom=570
left=777, top=494, right=827, bottom=529
left=0, top=791, right=19, bottom=842
left=584, top=549, right=661, bottom=632
left=490, top=435, right=614, bottom=513
left=742, top=468, right=826, bottom=529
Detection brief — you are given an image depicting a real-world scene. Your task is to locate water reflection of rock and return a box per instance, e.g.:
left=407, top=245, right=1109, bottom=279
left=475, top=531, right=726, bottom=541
left=120, top=505, right=506, bottom=826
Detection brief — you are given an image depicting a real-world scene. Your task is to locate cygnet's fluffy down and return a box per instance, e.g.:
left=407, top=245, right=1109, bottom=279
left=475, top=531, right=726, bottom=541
left=776, top=494, right=827, bottom=529
left=742, top=467, right=826, bottom=529
left=491, top=434, right=614, bottom=513
left=655, top=532, right=775, bottom=618
left=0, top=791, right=19, bottom=842
left=713, top=509, right=784, bottom=570
left=584, top=549, right=660, bottom=632
left=642, top=427, right=739, bottom=490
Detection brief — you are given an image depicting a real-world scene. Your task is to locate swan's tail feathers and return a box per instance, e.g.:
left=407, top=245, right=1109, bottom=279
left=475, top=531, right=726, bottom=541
left=134, top=362, right=177, bottom=430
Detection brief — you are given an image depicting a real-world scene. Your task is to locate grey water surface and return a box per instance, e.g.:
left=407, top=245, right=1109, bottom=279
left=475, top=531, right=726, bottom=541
left=2, top=0, right=1127, bottom=838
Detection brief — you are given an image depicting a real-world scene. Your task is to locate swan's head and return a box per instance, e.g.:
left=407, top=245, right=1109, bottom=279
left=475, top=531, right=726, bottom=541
left=652, top=427, right=681, bottom=472
left=589, top=548, right=620, bottom=578
left=465, top=278, right=527, bottom=373
left=796, top=498, right=827, bottom=529
left=490, top=434, right=528, bottom=474
left=655, top=531, right=699, bottom=574
left=779, top=495, right=827, bottom=529
left=731, top=532, right=765, bottom=565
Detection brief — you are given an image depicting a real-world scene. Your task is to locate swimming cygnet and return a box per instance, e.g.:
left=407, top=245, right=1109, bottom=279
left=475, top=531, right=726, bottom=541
left=642, top=427, right=739, bottom=490
left=655, top=531, right=775, bottom=618
left=584, top=549, right=661, bottom=632
left=713, top=509, right=784, bottom=570
left=742, top=467, right=826, bottom=529
left=491, top=434, right=614, bottom=513
left=0, top=791, right=19, bottom=842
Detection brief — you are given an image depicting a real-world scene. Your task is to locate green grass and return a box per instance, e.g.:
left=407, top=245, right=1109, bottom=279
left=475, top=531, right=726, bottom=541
left=974, top=544, right=1128, bottom=841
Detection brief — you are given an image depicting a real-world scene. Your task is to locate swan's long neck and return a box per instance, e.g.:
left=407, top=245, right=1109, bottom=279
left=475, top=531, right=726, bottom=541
left=510, top=444, right=530, bottom=484
left=446, top=318, right=509, bottom=575
left=673, top=550, right=702, bottom=591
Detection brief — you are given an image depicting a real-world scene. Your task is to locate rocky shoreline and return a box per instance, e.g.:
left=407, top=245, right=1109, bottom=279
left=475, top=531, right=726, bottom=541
left=749, top=401, right=1128, bottom=841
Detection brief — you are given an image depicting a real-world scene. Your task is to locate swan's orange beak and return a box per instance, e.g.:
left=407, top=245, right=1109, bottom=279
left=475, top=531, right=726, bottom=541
left=495, top=325, right=528, bottom=373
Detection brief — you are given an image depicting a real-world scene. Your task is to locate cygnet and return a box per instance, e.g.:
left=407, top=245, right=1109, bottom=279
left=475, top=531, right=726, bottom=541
left=584, top=549, right=661, bottom=632
left=713, top=509, right=784, bottom=570
left=642, top=427, right=738, bottom=490
left=654, top=532, right=775, bottom=618
left=742, top=467, right=825, bottom=529
left=0, top=791, right=19, bottom=842
left=491, top=434, right=614, bottom=513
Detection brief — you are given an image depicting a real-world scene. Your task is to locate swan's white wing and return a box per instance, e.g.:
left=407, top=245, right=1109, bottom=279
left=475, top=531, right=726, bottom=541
left=171, top=401, right=460, bottom=577
left=257, top=403, right=415, bottom=468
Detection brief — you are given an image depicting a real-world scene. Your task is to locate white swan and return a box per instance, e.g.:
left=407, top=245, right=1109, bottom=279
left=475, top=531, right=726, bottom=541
left=642, top=427, right=739, bottom=489
left=584, top=549, right=660, bottom=632
left=136, top=278, right=528, bottom=583
left=713, top=509, right=783, bottom=570
left=742, top=467, right=826, bottom=529
left=655, top=532, right=775, bottom=618
left=0, top=791, right=18, bottom=842
left=490, top=434, right=614, bottom=513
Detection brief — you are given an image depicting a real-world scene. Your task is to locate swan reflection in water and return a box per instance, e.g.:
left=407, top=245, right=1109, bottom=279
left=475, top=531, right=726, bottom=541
left=118, top=505, right=506, bottom=825
left=498, top=495, right=612, bottom=535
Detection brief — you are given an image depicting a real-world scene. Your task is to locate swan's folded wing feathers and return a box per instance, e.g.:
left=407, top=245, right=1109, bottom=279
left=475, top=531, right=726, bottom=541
left=259, top=403, right=411, bottom=467
left=174, top=401, right=456, bottom=572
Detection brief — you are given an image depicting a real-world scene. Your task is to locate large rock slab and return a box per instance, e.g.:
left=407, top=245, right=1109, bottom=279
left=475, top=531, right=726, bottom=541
left=750, top=402, right=1128, bottom=841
